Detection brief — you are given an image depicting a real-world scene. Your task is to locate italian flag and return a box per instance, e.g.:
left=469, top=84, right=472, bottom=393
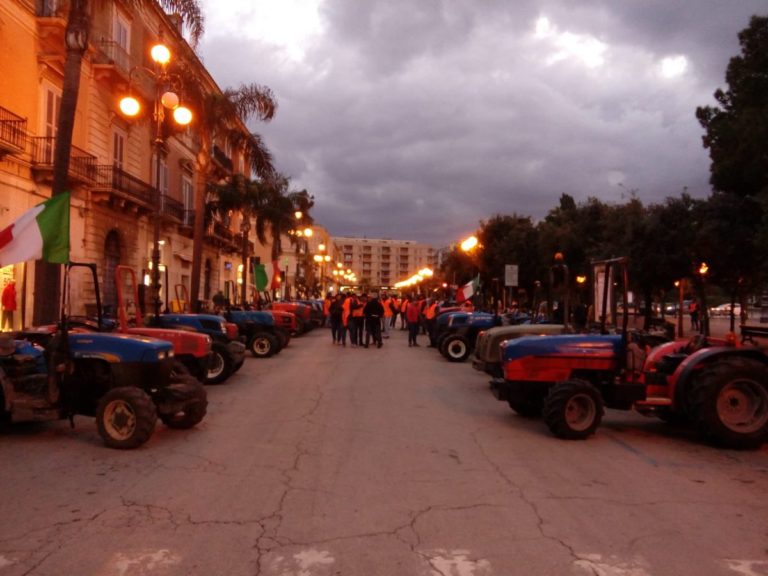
left=456, top=275, right=480, bottom=303
left=0, top=193, right=70, bottom=267
left=254, top=260, right=280, bottom=291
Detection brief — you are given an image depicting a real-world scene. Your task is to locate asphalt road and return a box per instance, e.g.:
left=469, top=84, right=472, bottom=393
left=1, top=325, right=767, bottom=576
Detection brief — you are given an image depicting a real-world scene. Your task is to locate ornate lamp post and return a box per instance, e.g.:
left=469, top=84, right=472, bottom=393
left=119, top=37, right=192, bottom=320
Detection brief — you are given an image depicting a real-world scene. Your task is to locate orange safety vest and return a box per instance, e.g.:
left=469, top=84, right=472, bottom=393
left=382, top=298, right=393, bottom=317
left=342, top=298, right=352, bottom=326
left=352, top=297, right=364, bottom=318
left=425, top=301, right=438, bottom=320
left=323, top=297, right=331, bottom=316
left=400, top=299, right=409, bottom=313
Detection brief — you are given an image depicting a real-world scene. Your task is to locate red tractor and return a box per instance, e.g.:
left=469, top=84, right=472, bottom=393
left=490, top=257, right=768, bottom=448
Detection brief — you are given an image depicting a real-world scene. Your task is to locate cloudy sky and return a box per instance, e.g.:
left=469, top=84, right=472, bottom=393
left=196, top=1, right=765, bottom=248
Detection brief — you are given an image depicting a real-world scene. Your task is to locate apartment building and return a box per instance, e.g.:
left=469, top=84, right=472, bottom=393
left=332, top=236, right=436, bottom=290
left=0, top=0, right=253, bottom=326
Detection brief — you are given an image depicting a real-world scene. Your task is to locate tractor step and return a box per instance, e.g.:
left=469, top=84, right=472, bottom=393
left=11, top=393, right=60, bottom=422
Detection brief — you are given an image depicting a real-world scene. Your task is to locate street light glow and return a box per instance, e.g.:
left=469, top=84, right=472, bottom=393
left=119, top=96, right=141, bottom=117
left=460, top=235, right=478, bottom=252
left=173, top=105, right=192, bottom=125
left=150, top=43, right=171, bottom=65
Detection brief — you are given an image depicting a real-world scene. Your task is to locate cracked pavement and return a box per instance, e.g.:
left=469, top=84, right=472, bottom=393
left=0, top=326, right=767, bottom=575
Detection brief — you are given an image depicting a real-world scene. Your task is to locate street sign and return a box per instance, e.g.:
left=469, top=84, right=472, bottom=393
left=504, top=264, right=519, bottom=287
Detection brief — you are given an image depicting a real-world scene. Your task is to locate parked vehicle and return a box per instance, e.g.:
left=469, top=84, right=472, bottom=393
left=490, top=257, right=768, bottom=448
left=267, top=302, right=313, bottom=335
left=3, top=265, right=207, bottom=449
left=473, top=323, right=567, bottom=376
left=710, top=303, right=742, bottom=317
left=439, top=312, right=500, bottom=362
left=158, top=313, right=246, bottom=384
left=224, top=309, right=285, bottom=358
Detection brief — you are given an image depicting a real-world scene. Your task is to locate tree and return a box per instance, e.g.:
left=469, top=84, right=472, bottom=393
left=696, top=15, right=768, bottom=199
left=35, top=0, right=204, bottom=324
left=187, top=83, right=278, bottom=311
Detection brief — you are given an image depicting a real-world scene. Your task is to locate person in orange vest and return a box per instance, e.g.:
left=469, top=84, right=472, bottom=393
left=389, top=294, right=400, bottom=329
left=405, top=295, right=422, bottom=346
left=400, top=295, right=409, bottom=330
left=340, top=292, right=353, bottom=346
left=329, top=293, right=345, bottom=345
left=381, top=292, right=392, bottom=339
left=424, top=298, right=439, bottom=347
left=350, top=293, right=365, bottom=346
left=322, top=292, right=332, bottom=327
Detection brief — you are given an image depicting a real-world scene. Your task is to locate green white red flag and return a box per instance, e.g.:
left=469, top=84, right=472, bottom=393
left=456, top=275, right=480, bottom=303
left=0, top=193, right=70, bottom=267
left=254, top=260, right=280, bottom=291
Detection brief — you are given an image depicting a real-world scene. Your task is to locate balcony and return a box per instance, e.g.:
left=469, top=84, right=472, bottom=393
left=160, top=194, right=184, bottom=223
left=206, top=219, right=238, bottom=252
left=0, top=106, right=27, bottom=158
left=36, top=1, right=66, bottom=55
left=92, top=39, right=132, bottom=85
left=91, top=164, right=154, bottom=215
left=30, top=136, right=97, bottom=185
left=211, top=145, right=233, bottom=175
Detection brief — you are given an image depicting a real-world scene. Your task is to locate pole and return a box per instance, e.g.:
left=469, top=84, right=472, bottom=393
left=151, top=90, right=163, bottom=322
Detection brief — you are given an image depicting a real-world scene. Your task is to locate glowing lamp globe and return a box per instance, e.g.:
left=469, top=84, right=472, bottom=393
left=150, top=43, right=171, bottom=65
left=161, top=91, right=179, bottom=109
left=119, top=96, right=141, bottom=117
left=173, top=105, right=192, bottom=126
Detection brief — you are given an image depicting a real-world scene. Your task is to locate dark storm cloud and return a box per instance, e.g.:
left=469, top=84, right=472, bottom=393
left=198, top=0, right=766, bottom=247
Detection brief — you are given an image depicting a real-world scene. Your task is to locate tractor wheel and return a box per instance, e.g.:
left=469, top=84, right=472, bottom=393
left=206, top=342, right=234, bottom=385
left=543, top=380, right=604, bottom=440
left=96, top=387, right=157, bottom=449
left=508, top=399, right=543, bottom=418
left=441, top=335, right=471, bottom=362
left=160, top=379, right=208, bottom=429
left=250, top=333, right=278, bottom=358
left=690, top=357, right=768, bottom=448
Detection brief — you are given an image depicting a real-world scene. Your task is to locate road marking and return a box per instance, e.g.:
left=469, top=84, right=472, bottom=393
left=425, top=549, right=492, bottom=575
left=574, top=553, right=651, bottom=576
left=110, top=549, right=181, bottom=575
left=723, top=559, right=768, bottom=576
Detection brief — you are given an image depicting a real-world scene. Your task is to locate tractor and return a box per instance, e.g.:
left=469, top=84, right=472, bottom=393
left=2, top=264, right=207, bottom=449
left=490, top=257, right=768, bottom=448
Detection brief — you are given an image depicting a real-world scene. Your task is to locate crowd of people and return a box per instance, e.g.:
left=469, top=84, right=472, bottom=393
left=324, top=292, right=469, bottom=348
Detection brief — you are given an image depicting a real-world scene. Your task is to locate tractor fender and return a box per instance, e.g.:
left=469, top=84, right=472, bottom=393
left=668, top=346, right=768, bottom=410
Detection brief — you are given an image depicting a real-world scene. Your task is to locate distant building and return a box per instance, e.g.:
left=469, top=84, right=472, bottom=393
left=332, top=236, right=437, bottom=290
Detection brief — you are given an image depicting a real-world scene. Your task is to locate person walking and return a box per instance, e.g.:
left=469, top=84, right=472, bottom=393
left=363, top=293, right=385, bottom=348
left=406, top=296, right=422, bottom=347
left=400, top=296, right=409, bottom=330
left=1, top=280, right=16, bottom=332
left=389, top=294, right=400, bottom=329
left=690, top=300, right=700, bottom=332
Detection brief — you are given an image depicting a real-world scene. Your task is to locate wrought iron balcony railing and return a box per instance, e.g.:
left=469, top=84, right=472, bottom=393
left=0, top=105, right=27, bottom=154
left=30, top=136, right=97, bottom=182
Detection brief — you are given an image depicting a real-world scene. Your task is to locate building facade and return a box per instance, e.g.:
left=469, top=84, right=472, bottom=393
left=0, top=0, right=256, bottom=327
left=332, top=236, right=436, bottom=291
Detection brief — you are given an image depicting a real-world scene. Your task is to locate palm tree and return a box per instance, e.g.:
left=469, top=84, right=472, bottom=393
left=187, top=84, right=278, bottom=311
left=211, top=174, right=314, bottom=304
left=35, top=0, right=204, bottom=324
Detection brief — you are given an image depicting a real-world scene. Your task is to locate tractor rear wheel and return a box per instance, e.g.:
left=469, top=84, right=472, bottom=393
left=691, top=357, right=768, bottom=448
left=441, top=335, right=471, bottom=362
left=543, top=380, right=604, bottom=439
left=96, top=387, right=157, bottom=449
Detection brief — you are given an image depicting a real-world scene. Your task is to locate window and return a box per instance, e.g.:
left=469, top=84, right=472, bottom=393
left=112, top=128, right=125, bottom=169
left=41, top=83, right=61, bottom=164
left=151, top=153, right=169, bottom=195
left=113, top=11, right=131, bottom=70
left=182, top=176, right=194, bottom=226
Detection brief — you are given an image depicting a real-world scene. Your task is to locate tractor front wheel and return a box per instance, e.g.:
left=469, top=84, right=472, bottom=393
left=96, top=387, right=157, bottom=449
left=691, top=357, right=768, bottom=448
left=543, top=380, right=604, bottom=440
left=250, top=333, right=278, bottom=358
left=206, top=343, right=234, bottom=385
left=160, top=379, right=208, bottom=429
left=441, top=335, right=471, bottom=362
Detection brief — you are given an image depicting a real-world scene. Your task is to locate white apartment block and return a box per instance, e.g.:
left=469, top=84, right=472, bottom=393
left=332, top=236, right=437, bottom=289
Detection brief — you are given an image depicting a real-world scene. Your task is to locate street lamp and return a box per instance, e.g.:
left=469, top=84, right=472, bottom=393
left=119, top=36, right=192, bottom=320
